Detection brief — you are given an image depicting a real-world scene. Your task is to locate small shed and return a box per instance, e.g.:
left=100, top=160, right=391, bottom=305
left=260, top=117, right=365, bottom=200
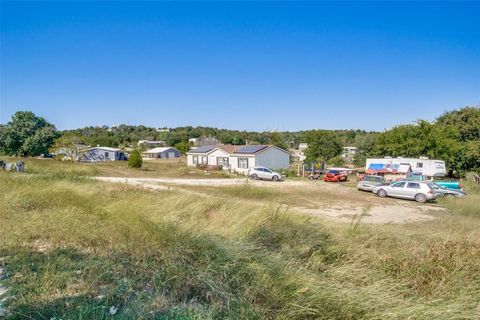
left=143, top=147, right=181, bottom=159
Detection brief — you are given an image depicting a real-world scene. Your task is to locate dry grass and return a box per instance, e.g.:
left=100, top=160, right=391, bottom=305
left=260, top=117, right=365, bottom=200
left=0, top=161, right=479, bottom=319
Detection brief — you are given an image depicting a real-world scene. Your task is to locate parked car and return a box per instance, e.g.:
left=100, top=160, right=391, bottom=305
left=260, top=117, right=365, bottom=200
left=405, top=173, right=463, bottom=190
left=324, top=170, right=348, bottom=182
left=430, top=183, right=467, bottom=198
left=248, top=166, right=284, bottom=181
left=357, top=175, right=387, bottom=191
left=373, top=181, right=437, bottom=203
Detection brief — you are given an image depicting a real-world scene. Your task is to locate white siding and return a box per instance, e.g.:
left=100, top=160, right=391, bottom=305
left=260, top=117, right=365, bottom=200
left=187, top=154, right=207, bottom=166
left=255, top=147, right=290, bottom=170
left=207, top=149, right=230, bottom=166
left=229, top=155, right=255, bottom=174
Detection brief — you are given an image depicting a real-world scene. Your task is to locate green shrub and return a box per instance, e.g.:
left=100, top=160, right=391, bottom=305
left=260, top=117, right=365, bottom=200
left=328, top=156, right=345, bottom=167
left=128, top=150, right=142, bottom=168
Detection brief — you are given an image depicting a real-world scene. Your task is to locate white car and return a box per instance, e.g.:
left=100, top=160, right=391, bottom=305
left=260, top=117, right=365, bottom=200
left=373, top=181, right=437, bottom=203
left=248, top=166, right=284, bottom=181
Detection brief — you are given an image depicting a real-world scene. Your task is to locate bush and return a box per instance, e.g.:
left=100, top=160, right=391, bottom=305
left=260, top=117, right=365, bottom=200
left=328, top=156, right=345, bottom=167
left=128, top=150, right=142, bottom=168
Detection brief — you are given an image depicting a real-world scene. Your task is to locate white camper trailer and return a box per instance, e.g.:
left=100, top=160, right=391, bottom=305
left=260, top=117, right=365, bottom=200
left=366, top=157, right=446, bottom=177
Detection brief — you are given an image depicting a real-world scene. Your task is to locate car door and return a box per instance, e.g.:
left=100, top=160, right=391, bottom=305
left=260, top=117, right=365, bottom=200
left=263, top=168, right=273, bottom=180
left=404, top=182, right=422, bottom=199
left=255, top=168, right=266, bottom=179
left=389, top=182, right=407, bottom=197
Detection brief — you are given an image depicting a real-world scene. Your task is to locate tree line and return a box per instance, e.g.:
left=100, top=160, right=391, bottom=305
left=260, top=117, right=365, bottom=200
left=1, top=107, right=478, bottom=175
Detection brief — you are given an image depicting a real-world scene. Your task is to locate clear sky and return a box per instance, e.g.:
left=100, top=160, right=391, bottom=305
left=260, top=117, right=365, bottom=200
left=1, top=1, right=479, bottom=131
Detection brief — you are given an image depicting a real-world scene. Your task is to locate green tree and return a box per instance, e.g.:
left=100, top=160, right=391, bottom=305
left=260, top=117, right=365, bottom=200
left=353, top=134, right=377, bottom=167
left=436, top=107, right=480, bottom=142
left=0, top=111, right=58, bottom=156
left=128, top=150, right=143, bottom=168
left=268, top=132, right=288, bottom=150
left=174, top=141, right=191, bottom=154
left=304, top=130, right=342, bottom=163
left=49, top=133, right=87, bottom=161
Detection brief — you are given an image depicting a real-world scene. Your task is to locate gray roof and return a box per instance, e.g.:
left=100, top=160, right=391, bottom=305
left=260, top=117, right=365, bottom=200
left=87, top=147, right=120, bottom=152
left=233, top=145, right=269, bottom=154
left=187, top=145, right=217, bottom=154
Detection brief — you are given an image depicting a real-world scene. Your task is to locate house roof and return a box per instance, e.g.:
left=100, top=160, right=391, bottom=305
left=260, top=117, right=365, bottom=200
left=187, top=145, right=217, bottom=154
left=231, top=145, right=290, bottom=156
left=144, top=147, right=177, bottom=154
left=233, top=145, right=269, bottom=154
left=187, top=144, right=289, bottom=156
left=87, top=147, right=120, bottom=152
left=216, top=145, right=239, bottom=154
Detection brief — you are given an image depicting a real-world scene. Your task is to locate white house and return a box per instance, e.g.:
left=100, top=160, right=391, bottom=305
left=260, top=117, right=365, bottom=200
left=366, top=157, right=446, bottom=177
left=229, top=145, right=290, bottom=173
left=81, top=147, right=127, bottom=162
left=142, top=147, right=181, bottom=159
left=186, top=144, right=290, bottom=173
left=342, top=147, right=357, bottom=159
left=186, top=145, right=234, bottom=167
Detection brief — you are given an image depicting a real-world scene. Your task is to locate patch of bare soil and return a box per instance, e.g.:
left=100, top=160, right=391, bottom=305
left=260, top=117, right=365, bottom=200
left=295, top=204, right=438, bottom=224
left=95, top=176, right=247, bottom=187
left=95, top=177, right=443, bottom=224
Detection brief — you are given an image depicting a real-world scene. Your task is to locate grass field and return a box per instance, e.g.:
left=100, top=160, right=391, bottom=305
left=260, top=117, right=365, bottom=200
left=6, top=157, right=233, bottom=179
left=1, top=160, right=479, bottom=319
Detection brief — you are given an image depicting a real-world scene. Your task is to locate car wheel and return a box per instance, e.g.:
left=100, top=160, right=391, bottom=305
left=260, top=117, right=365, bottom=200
left=415, top=193, right=427, bottom=203
left=272, top=175, right=279, bottom=182
left=377, top=189, right=387, bottom=197
left=250, top=174, right=258, bottom=180
left=309, top=176, right=314, bottom=180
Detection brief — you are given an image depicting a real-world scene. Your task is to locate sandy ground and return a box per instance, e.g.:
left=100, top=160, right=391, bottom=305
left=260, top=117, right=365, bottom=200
left=95, top=177, right=442, bottom=224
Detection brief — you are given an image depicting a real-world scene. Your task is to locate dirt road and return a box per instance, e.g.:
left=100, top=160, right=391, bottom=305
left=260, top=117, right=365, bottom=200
left=95, top=176, right=442, bottom=224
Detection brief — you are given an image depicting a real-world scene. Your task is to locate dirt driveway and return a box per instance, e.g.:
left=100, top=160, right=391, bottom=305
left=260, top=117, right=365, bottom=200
left=95, top=176, right=443, bottom=224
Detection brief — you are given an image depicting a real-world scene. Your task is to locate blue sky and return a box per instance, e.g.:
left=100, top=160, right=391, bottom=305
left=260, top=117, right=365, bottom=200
left=1, top=1, right=479, bottom=131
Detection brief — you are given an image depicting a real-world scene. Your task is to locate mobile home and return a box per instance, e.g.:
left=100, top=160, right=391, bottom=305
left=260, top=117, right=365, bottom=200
left=366, top=157, right=446, bottom=177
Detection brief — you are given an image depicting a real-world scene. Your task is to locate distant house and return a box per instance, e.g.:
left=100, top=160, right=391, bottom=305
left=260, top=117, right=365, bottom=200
left=298, top=143, right=308, bottom=151
left=82, top=147, right=127, bottom=162
left=342, top=146, right=357, bottom=160
left=229, top=145, right=290, bottom=173
left=142, top=147, right=181, bottom=159
left=186, top=144, right=290, bottom=173
left=138, top=140, right=166, bottom=148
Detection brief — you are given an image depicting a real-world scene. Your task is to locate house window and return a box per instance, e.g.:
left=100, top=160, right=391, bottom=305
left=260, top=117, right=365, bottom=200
left=217, top=157, right=229, bottom=167
left=104, top=152, right=109, bottom=158
left=193, top=156, right=198, bottom=164
left=202, top=156, right=208, bottom=164
left=238, top=158, right=249, bottom=169
left=416, top=162, right=423, bottom=168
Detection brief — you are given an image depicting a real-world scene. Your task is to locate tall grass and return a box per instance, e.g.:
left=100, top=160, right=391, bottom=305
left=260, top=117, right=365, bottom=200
left=1, top=172, right=479, bottom=319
